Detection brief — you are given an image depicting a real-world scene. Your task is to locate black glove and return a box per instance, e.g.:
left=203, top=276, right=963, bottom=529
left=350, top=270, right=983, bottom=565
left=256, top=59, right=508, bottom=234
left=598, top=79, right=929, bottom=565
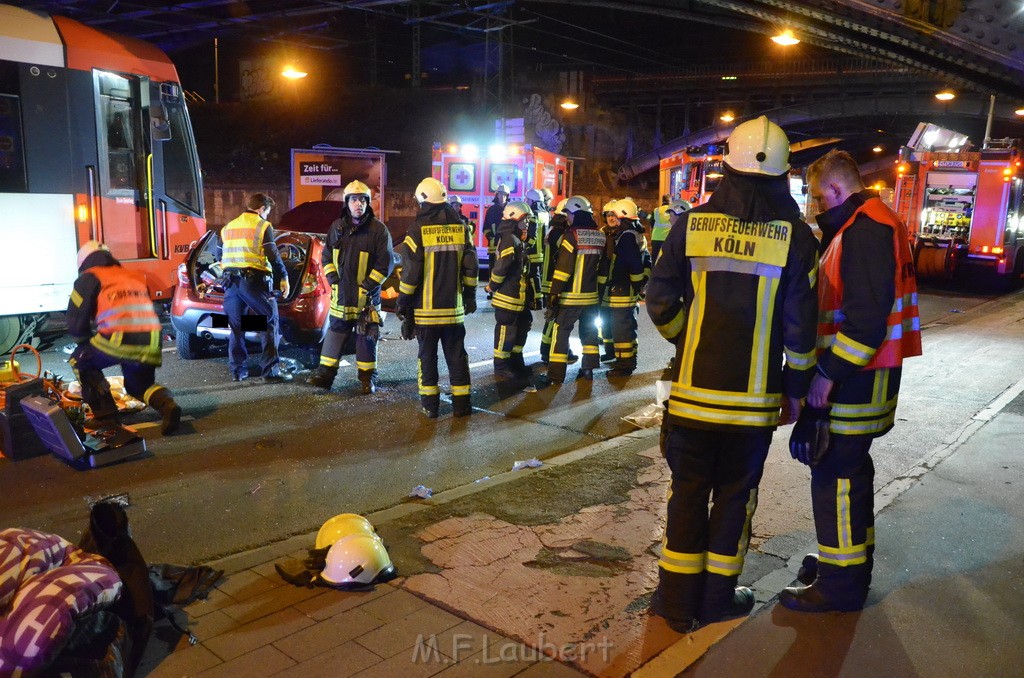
left=544, top=295, right=559, bottom=322
left=463, top=291, right=477, bottom=314
left=400, top=314, right=416, bottom=341
left=789, top=406, right=831, bottom=467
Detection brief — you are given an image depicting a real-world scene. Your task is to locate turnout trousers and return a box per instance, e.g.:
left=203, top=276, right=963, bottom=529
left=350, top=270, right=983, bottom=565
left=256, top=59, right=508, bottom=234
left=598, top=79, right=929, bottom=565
left=608, top=304, right=638, bottom=368
left=547, top=305, right=600, bottom=382
left=493, top=307, right=532, bottom=368
left=657, top=424, right=773, bottom=621
left=319, top=316, right=378, bottom=374
left=70, top=344, right=169, bottom=422
left=222, top=272, right=281, bottom=378
left=809, top=433, right=875, bottom=606
left=416, top=324, right=471, bottom=409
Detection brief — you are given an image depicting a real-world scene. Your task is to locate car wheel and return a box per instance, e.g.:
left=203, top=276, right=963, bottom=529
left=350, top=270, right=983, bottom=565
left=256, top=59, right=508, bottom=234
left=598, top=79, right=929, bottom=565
left=176, top=329, right=207, bottom=360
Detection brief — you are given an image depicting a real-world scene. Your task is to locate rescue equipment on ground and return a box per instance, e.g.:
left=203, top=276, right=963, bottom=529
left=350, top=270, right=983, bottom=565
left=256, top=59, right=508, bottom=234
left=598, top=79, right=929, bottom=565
left=275, top=513, right=396, bottom=590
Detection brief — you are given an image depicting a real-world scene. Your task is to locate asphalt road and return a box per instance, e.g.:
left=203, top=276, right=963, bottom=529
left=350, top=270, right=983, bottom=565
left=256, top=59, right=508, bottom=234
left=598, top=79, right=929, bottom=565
left=1, top=284, right=1018, bottom=567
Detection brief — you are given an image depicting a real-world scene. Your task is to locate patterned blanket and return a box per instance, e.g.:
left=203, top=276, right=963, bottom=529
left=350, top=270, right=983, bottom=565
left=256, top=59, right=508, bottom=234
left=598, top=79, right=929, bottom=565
left=0, top=528, right=122, bottom=676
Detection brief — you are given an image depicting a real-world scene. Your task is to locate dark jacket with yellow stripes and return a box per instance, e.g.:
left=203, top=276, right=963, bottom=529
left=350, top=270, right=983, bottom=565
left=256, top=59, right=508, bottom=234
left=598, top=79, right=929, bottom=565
left=398, top=202, right=479, bottom=326
left=646, top=166, right=820, bottom=431
left=549, top=211, right=607, bottom=307
left=67, top=250, right=163, bottom=366
left=600, top=220, right=649, bottom=307
left=321, top=206, right=395, bottom=321
left=488, top=218, right=530, bottom=312
left=541, top=213, right=569, bottom=294
left=815, top=189, right=901, bottom=437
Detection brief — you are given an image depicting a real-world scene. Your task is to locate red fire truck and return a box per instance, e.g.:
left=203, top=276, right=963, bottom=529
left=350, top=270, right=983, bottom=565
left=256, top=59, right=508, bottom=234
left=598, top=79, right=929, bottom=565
left=0, top=4, right=206, bottom=354
left=431, top=142, right=573, bottom=262
left=658, top=145, right=725, bottom=206
left=894, top=124, right=1024, bottom=283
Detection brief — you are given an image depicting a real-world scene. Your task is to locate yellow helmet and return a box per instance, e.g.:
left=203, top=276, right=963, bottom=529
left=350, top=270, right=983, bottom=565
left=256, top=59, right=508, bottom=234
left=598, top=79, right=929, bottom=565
left=77, top=240, right=110, bottom=269
left=601, top=200, right=618, bottom=215
left=503, top=201, right=534, bottom=221
left=415, top=177, right=448, bottom=204
left=554, top=198, right=569, bottom=215
left=724, top=115, right=791, bottom=176
left=541, top=187, right=555, bottom=202
left=563, top=195, right=593, bottom=214
left=613, top=198, right=639, bottom=220
left=315, top=513, right=377, bottom=550
left=343, top=180, right=372, bottom=201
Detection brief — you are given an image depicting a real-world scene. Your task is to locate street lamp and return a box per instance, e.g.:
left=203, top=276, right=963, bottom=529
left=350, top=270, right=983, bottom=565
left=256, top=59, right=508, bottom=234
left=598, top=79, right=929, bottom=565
left=720, top=112, right=735, bottom=123
left=935, top=89, right=955, bottom=101
left=560, top=99, right=579, bottom=110
left=771, top=29, right=800, bottom=46
left=872, top=146, right=883, bottom=153
left=281, top=66, right=307, bottom=79
left=1015, top=107, right=1024, bottom=116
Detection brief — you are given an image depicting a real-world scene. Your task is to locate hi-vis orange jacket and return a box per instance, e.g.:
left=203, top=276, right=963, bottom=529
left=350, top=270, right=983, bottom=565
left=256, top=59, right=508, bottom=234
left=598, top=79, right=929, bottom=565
left=817, top=196, right=922, bottom=372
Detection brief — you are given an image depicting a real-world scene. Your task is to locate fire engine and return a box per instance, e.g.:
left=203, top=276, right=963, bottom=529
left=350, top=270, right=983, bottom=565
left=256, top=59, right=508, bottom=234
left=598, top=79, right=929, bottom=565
left=658, top=145, right=725, bottom=206
left=894, top=123, right=1024, bottom=283
left=0, top=4, right=205, bottom=354
left=431, top=142, right=573, bottom=262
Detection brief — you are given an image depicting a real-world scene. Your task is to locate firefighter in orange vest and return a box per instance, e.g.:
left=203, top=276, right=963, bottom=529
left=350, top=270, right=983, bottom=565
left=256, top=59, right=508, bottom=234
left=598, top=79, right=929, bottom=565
left=67, top=242, right=181, bottom=435
left=780, top=149, right=922, bottom=613
left=217, top=193, right=291, bottom=382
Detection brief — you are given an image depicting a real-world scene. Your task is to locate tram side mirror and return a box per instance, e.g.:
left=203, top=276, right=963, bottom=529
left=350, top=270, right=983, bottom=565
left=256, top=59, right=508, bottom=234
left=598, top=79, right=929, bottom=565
left=150, top=102, right=172, bottom=142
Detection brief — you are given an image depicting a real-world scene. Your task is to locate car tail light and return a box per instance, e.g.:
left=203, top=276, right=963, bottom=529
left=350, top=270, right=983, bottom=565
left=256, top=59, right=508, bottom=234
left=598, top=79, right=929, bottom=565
left=177, top=263, right=190, bottom=287
left=300, top=272, right=319, bottom=296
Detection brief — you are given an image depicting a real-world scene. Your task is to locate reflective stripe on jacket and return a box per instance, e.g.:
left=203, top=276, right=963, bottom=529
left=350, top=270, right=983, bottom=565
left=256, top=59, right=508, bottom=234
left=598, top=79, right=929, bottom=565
left=86, top=265, right=162, bottom=365
left=221, top=212, right=271, bottom=272
left=651, top=205, right=673, bottom=243
left=818, top=196, right=922, bottom=370
left=550, top=223, right=606, bottom=306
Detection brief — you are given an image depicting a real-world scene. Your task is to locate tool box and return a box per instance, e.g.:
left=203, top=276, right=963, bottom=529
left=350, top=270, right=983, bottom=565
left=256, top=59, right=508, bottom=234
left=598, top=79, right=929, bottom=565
left=18, top=395, right=146, bottom=469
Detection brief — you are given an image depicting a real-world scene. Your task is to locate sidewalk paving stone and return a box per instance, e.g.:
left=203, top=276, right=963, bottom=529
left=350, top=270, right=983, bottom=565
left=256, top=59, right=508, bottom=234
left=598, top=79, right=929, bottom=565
left=277, top=639, right=382, bottom=678
left=354, top=604, right=465, bottom=659
left=291, top=585, right=390, bottom=621
left=194, top=645, right=295, bottom=678
left=204, top=607, right=315, bottom=661
left=356, top=586, right=430, bottom=624
left=272, top=607, right=383, bottom=662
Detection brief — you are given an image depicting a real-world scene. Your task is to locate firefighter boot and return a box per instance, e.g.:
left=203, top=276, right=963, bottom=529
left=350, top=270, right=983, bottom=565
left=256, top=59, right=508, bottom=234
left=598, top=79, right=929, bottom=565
left=306, top=366, right=337, bottom=389
left=545, top=362, right=567, bottom=385
left=358, top=369, right=377, bottom=395
left=601, top=344, right=616, bottom=363
left=606, top=359, right=636, bottom=378
left=650, top=570, right=705, bottom=634
left=452, top=395, right=473, bottom=418
left=147, top=387, right=181, bottom=436
left=510, top=353, right=533, bottom=377
left=493, top=358, right=518, bottom=381
left=700, top=574, right=754, bottom=624
left=420, top=394, right=440, bottom=419
left=797, top=553, right=819, bottom=585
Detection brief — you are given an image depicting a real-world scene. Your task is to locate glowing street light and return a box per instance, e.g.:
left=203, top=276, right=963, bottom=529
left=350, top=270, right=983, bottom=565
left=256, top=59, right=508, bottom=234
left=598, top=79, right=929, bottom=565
left=1015, top=107, right=1024, bottom=116
left=719, top=112, right=735, bottom=123
left=281, top=66, right=308, bottom=79
left=560, top=99, right=579, bottom=110
left=771, top=29, right=800, bottom=46
left=935, top=89, right=955, bottom=101
left=872, top=146, right=883, bottom=153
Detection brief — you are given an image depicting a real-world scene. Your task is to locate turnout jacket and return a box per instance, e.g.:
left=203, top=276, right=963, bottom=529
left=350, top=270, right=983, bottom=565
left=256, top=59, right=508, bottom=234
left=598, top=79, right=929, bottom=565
left=646, top=167, right=819, bottom=430
left=321, top=206, right=395, bottom=320
left=815, top=190, right=922, bottom=437
left=218, top=210, right=287, bottom=284
left=483, top=201, right=505, bottom=253
left=488, top=218, right=530, bottom=312
left=67, top=251, right=163, bottom=366
left=526, top=204, right=548, bottom=265
left=541, top=213, right=569, bottom=294
left=600, top=219, right=650, bottom=306
left=399, top=202, right=479, bottom=325
left=549, top=211, right=607, bottom=306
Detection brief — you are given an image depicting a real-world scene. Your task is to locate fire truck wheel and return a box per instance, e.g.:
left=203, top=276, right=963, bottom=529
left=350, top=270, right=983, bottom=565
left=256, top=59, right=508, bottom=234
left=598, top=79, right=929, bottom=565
left=176, top=329, right=207, bottom=360
left=0, top=316, right=22, bottom=357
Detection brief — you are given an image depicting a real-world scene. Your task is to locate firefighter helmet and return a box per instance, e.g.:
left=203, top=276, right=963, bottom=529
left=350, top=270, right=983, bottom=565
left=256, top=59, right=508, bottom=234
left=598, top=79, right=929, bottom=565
left=449, top=194, right=463, bottom=205
left=495, top=183, right=510, bottom=195
left=601, top=200, right=617, bottom=215
left=503, top=201, right=533, bottom=221
left=343, top=180, right=372, bottom=201
left=563, top=196, right=593, bottom=214
left=724, top=115, right=791, bottom=176
left=77, top=240, right=110, bottom=269
left=525, top=188, right=544, bottom=203
left=613, top=198, right=639, bottom=220
left=415, top=177, right=448, bottom=204
left=320, top=534, right=395, bottom=589
left=541, top=187, right=555, bottom=202
left=667, top=198, right=692, bottom=215
left=315, top=513, right=378, bottom=551
left=554, top=198, right=569, bottom=215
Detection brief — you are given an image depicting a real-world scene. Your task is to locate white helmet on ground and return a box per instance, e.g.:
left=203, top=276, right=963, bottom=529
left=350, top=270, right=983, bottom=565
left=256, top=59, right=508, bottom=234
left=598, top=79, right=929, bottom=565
left=503, top=201, right=533, bottom=221
left=667, top=199, right=692, bottom=216
left=613, top=198, right=639, bottom=220
left=77, top=241, right=110, bottom=269
left=320, top=534, right=395, bottom=589
left=415, top=177, right=448, bottom=204
left=343, top=180, right=372, bottom=201
left=724, top=115, right=791, bottom=176
left=315, top=513, right=377, bottom=551
left=563, top=196, right=593, bottom=214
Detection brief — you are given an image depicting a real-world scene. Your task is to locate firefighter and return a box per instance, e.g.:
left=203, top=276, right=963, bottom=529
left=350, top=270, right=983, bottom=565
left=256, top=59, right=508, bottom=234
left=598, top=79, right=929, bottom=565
left=483, top=183, right=510, bottom=295
left=486, top=201, right=534, bottom=381
left=646, top=116, right=819, bottom=631
left=450, top=194, right=475, bottom=238
left=525, top=188, right=549, bottom=309
left=601, top=198, right=649, bottom=378
left=650, top=194, right=674, bottom=263
left=597, top=200, right=621, bottom=363
left=545, top=196, right=607, bottom=384
left=217, top=193, right=291, bottom=382
left=538, top=199, right=577, bottom=366
left=398, top=177, right=479, bottom=418
left=68, top=242, right=181, bottom=435
left=307, top=180, right=395, bottom=394
left=779, top=149, right=922, bottom=613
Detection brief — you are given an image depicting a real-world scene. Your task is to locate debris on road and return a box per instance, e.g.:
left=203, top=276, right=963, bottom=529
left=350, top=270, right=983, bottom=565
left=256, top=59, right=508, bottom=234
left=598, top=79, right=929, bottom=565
left=623, top=403, right=663, bottom=429
left=409, top=485, right=433, bottom=499
left=512, top=458, right=542, bottom=472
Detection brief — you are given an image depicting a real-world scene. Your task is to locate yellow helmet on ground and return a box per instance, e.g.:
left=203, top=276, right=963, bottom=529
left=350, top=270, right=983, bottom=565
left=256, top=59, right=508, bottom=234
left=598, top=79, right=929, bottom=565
left=315, top=513, right=377, bottom=550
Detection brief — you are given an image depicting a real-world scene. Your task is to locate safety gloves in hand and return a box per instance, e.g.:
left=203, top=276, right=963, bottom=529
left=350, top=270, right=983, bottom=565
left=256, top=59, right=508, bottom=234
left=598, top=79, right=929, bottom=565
left=789, top=405, right=831, bottom=467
